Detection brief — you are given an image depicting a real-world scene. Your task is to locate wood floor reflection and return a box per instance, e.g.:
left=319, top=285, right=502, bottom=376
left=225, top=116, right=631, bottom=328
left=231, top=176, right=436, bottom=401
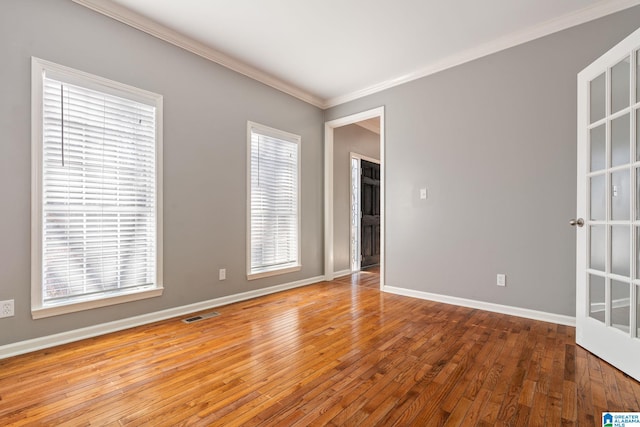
left=334, top=266, right=380, bottom=289
left=1, top=271, right=638, bottom=426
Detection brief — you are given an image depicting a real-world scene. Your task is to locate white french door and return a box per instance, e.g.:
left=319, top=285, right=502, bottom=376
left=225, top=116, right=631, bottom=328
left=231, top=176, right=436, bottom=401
left=576, top=26, right=640, bottom=382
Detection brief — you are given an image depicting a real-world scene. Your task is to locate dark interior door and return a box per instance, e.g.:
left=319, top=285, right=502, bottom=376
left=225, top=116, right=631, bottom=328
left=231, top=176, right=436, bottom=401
left=361, top=160, right=380, bottom=268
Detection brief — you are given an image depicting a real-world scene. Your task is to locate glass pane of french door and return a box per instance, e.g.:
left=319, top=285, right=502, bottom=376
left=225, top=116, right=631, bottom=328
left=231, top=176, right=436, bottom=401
left=611, top=280, right=631, bottom=333
left=589, top=274, right=606, bottom=322
left=611, top=57, right=630, bottom=114
left=590, top=72, right=606, bottom=123
left=637, top=284, right=640, bottom=337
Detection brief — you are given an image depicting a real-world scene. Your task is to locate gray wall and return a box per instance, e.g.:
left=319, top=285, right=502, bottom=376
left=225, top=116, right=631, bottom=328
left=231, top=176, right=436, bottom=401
left=0, top=0, right=324, bottom=346
left=325, top=6, right=640, bottom=317
left=333, top=124, right=380, bottom=273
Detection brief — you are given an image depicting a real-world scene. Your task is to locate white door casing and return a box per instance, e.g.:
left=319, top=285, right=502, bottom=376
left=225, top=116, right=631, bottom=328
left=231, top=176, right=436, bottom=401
left=576, top=26, right=640, bottom=382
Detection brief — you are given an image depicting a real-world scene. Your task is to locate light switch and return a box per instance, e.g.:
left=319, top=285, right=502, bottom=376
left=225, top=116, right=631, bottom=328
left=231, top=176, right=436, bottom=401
left=419, top=188, right=427, bottom=200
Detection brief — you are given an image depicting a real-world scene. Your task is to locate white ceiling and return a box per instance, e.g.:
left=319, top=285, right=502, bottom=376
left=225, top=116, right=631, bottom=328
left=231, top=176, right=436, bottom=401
left=76, top=0, right=640, bottom=108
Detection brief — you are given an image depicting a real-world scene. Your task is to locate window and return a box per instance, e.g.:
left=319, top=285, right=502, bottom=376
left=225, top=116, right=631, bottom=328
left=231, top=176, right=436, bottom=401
left=247, top=122, right=301, bottom=279
left=31, top=58, right=163, bottom=318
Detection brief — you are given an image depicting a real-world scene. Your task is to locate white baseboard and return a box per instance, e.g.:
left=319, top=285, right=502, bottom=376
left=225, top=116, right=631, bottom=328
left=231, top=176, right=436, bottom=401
left=383, top=285, right=576, bottom=327
left=333, top=269, right=353, bottom=278
left=0, top=275, right=324, bottom=360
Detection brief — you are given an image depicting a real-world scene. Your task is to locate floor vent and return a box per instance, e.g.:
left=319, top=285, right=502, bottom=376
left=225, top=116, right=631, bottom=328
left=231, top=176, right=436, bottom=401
left=182, top=311, right=220, bottom=324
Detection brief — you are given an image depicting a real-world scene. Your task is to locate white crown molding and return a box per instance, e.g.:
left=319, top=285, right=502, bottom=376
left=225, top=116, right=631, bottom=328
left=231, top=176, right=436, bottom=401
left=0, top=275, right=324, bottom=360
left=71, top=0, right=325, bottom=108
left=383, top=285, right=576, bottom=327
left=324, top=0, right=640, bottom=108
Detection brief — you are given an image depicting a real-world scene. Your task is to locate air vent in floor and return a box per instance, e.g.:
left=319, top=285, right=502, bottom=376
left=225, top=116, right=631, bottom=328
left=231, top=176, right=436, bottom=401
left=182, top=311, right=220, bottom=324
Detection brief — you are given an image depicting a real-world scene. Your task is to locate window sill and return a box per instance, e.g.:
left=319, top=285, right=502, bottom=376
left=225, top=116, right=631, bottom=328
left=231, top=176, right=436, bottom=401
left=247, top=265, right=301, bottom=281
left=31, top=286, right=164, bottom=319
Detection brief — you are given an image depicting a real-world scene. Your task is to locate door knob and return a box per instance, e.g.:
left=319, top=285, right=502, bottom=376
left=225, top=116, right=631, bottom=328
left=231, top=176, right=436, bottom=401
left=569, top=218, right=584, bottom=227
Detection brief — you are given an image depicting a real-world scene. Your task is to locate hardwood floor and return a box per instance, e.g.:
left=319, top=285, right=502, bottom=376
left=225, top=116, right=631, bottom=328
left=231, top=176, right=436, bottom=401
left=1, top=272, right=639, bottom=426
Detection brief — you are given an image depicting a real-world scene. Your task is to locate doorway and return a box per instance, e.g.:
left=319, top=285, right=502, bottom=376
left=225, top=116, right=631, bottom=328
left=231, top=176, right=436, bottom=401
left=324, top=107, right=385, bottom=289
left=350, top=155, right=381, bottom=272
left=360, top=159, right=381, bottom=269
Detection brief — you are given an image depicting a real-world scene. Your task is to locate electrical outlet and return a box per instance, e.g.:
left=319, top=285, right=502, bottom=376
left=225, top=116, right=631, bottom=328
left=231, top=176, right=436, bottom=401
left=219, top=269, right=226, bottom=281
left=0, top=300, right=15, bottom=318
left=496, top=274, right=506, bottom=287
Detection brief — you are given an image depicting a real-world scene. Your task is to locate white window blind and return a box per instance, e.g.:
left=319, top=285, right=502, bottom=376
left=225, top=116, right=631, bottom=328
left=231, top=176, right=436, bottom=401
left=32, top=58, right=163, bottom=315
left=248, top=123, right=300, bottom=278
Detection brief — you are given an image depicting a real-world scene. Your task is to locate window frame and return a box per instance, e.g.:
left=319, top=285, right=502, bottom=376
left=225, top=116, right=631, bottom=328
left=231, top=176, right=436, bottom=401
left=31, top=57, right=164, bottom=319
left=246, top=121, right=301, bottom=280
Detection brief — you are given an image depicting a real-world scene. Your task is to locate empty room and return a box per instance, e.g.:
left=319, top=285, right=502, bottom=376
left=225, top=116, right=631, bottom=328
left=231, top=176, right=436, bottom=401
left=1, top=0, right=640, bottom=425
